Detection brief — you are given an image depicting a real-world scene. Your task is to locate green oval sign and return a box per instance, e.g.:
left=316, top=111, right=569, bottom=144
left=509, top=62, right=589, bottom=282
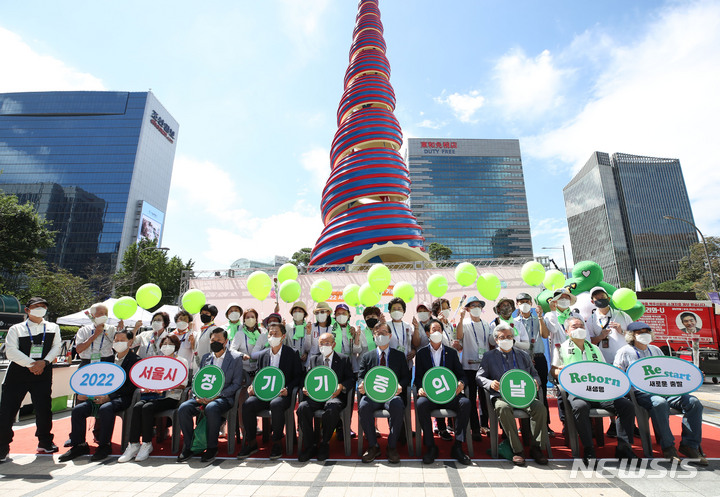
left=253, top=366, right=286, bottom=401
left=192, top=365, right=225, bottom=400
left=364, top=366, right=399, bottom=403
left=499, top=369, right=537, bottom=408
left=422, top=366, right=458, bottom=404
left=304, top=365, right=339, bottom=402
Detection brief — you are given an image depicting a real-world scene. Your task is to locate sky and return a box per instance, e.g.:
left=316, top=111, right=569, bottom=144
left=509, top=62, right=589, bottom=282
left=1, top=0, right=718, bottom=270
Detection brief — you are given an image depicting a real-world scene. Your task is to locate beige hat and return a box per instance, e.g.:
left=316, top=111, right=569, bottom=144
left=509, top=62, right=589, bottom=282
left=290, top=301, right=308, bottom=316
left=225, top=302, right=243, bottom=318
left=551, top=289, right=577, bottom=306
left=315, top=302, right=332, bottom=312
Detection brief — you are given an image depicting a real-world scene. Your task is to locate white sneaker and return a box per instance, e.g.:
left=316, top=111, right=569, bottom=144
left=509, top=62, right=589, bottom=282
left=134, top=442, right=153, bottom=462
left=118, top=443, right=141, bottom=463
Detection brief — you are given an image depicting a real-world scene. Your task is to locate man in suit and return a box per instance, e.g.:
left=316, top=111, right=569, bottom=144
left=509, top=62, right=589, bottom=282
left=415, top=319, right=472, bottom=465
left=59, top=330, right=141, bottom=462
left=238, top=322, right=304, bottom=460
left=177, top=327, right=244, bottom=463
left=357, top=322, right=410, bottom=464
left=297, top=332, right=354, bottom=462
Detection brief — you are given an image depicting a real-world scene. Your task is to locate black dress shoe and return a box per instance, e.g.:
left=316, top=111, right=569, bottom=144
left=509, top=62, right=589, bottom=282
left=237, top=441, right=259, bottom=460
left=90, top=444, right=112, bottom=462
left=63, top=438, right=73, bottom=448
left=37, top=441, right=59, bottom=454
left=0, top=445, right=9, bottom=463
left=177, top=448, right=194, bottom=462
left=362, top=445, right=381, bottom=463
left=422, top=444, right=439, bottom=465
left=450, top=442, right=471, bottom=465
left=269, top=443, right=283, bottom=460
left=438, top=429, right=453, bottom=442
left=530, top=445, right=548, bottom=465
left=582, top=447, right=596, bottom=466
left=387, top=447, right=400, bottom=464
left=58, top=443, right=89, bottom=462
left=317, top=443, right=330, bottom=462
left=201, top=447, right=218, bottom=463
left=298, top=445, right=317, bottom=462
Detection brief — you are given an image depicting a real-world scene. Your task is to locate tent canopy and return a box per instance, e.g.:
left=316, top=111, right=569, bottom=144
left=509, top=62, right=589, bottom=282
left=56, top=299, right=178, bottom=328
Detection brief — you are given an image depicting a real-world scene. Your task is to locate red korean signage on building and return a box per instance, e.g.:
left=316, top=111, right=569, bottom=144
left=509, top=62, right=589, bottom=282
left=640, top=300, right=717, bottom=347
left=420, top=141, right=457, bottom=155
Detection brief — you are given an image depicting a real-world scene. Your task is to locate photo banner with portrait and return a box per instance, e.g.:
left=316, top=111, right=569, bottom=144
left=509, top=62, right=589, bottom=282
left=639, top=299, right=716, bottom=345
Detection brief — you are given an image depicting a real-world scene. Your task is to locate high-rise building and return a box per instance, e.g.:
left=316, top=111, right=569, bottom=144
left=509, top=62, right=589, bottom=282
left=406, top=138, right=533, bottom=260
left=564, top=151, right=697, bottom=288
left=0, top=91, right=178, bottom=275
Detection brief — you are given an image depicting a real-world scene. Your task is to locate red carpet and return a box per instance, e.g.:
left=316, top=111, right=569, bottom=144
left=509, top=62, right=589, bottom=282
left=9, top=398, right=720, bottom=460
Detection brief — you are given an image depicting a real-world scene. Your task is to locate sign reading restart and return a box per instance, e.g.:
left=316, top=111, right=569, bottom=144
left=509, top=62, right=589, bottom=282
left=150, top=110, right=176, bottom=143
left=626, top=356, right=703, bottom=396
left=420, top=141, right=457, bottom=155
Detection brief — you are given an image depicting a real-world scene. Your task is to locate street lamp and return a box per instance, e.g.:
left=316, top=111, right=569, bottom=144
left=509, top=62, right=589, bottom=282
left=542, top=246, right=569, bottom=278
left=131, top=246, right=170, bottom=293
left=663, top=215, right=718, bottom=292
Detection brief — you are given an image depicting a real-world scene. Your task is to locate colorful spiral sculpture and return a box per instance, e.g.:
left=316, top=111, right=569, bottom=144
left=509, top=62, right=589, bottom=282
left=310, top=0, right=429, bottom=268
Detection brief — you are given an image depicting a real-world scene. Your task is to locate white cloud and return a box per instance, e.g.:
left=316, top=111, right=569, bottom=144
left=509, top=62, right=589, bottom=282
left=531, top=217, right=573, bottom=266
left=0, top=27, right=105, bottom=92
left=300, top=147, right=330, bottom=191
left=279, top=0, right=331, bottom=58
left=416, top=119, right=445, bottom=130
left=435, top=90, right=485, bottom=123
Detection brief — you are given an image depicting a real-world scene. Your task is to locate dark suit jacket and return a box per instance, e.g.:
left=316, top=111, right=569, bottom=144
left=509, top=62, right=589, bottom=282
left=308, top=352, right=354, bottom=405
left=199, top=348, right=245, bottom=402
left=413, top=344, right=467, bottom=393
left=358, top=347, right=410, bottom=403
left=256, top=345, right=304, bottom=393
left=110, top=350, right=141, bottom=402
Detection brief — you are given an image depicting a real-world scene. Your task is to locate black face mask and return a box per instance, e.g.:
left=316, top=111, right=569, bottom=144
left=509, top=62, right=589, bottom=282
left=200, top=314, right=212, bottom=324
left=365, top=317, right=378, bottom=329
left=594, top=299, right=610, bottom=309
left=210, top=341, right=224, bottom=353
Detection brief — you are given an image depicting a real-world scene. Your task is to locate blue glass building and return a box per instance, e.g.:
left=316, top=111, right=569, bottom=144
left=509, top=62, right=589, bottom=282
left=0, top=91, right=178, bottom=275
left=406, top=138, right=533, bottom=260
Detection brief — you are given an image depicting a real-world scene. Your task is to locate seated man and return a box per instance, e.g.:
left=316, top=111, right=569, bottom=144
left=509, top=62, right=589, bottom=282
left=357, top=322, right=410, bottom=464
left=177, top=328, right=244, bottom=463
left=238, top=322, right=303, bottom=460
left=614, top=321, right=706, bottom=465
left=297, top=332, right=355, bottom=462
left=551, top=317, right=637, bottom=463
left=59, top=330, right=140, bottom=462
left=477, top=322, right=548, bottom=466
left=415, top=319, right=471, bottom=465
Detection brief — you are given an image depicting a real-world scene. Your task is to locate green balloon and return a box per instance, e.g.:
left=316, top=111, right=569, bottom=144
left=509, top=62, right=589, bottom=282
left=135, top=283, right=162, bottom=310
left=181, top=289, right=206, bottom=314
left=479, top=272, right=501, bottom=300
left=612, top=288, right=638, bottom=310
left=359, top=282, right=381, bottom=307
left=427, top=274, right=448, bottom=298
left=247, top=271, right=272, bottom=301
left=393, top=281, right=415, bottom=303
left=454, top=262, right=477, bottom=287
left=543, top=269, right=565, bottom=291
left=367, top=264, right=391, bottom=293
left=521, top=261, right=546, bottom=287
left=113, top=296, right=138, bottom=320
left=343, top=284, right=360, bottom=307
left=279, top=280, right=301, bottom=303
left=310, top=278, right=333, bottom=303
left=277, top=263, right=298, bottom=284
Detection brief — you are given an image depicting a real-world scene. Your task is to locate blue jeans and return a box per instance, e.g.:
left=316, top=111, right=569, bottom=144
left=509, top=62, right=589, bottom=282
left=178, top=396, right=233, bottom=451
left=634, top=391, right=703, bottom=450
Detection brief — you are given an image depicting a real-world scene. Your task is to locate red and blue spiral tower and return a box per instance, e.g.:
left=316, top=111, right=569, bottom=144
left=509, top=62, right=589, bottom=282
left=309, top=0, right=429, bottom=268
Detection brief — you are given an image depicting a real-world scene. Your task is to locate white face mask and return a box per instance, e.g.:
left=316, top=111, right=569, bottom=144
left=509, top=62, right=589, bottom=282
left=497, top=339, right=514, bottom=351
left=635, top=333, right=652, bottom=345
left=176, top=321, right=189, bottom=331
left=316, top=313, right=328, bottom=322
left=417, top=311, right=430, bottom=322
left=293, top=312, right=305, bottom=323
left=469, top=308, right=483, bottom=318
left=161, top=345, right=175, bottom=356
left=29, top=307, right=47, bottom=318
left=244, top=317, right=257, bottom=328
left=518, top=303, right=532, bottom=314
left=268, top=336, right=283, bottom=347
left=390, top=310, right=404, bottom=321
left=441, top=309, right=451, bottom=319
left=94, top=315, right=108, bottom=325
left=112, top=341, right=128, bottom=353
left=228, top=311, right=241, bottom=322
left=152, top=321, right=163, bottom=332
left=374, top=334, right=390, bottom=347
left=335, top=314, right=349, bottom=325
left=570, top=327, right=587, bottom=340
left=320, top=345, right=333, bottom=357
left=429, top=331, right=443, bottom=344
left=557, top=298, right=570, bottom=309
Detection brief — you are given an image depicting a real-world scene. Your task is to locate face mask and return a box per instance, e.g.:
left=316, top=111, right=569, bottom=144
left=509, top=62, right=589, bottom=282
left=244, top=317, right=256, bottom=328
left=315, top=313, right=328, bottom=322
left=94, top=315, right=108, bottom=325
left=417, top=312, right=430, bottom=322
left=176, top=321, right=189, bottom=331
left=152, top=321, right=163, bottom=332
left=161, top=345, right=175, bottom=356
left=390, top=310, right=404, bottom=321
left=210, top=341, right=225, bottom=353
left=293, top=312, right=305, bottom=323
left=112, top=341, right=128, bottom=353
left=469, top=307, right=483, bottom=318
left=594, top=299, right=610, bottom=309
left=374, top=334, right=390, bottom=347
left=557, top=298, right=570, bottom=309
left=441, top=309, right=451, bottom=319
left=497, top=339, right=514, bottom=351
left=429, top=331, right=443, bottom=344
left=228, top=311, right=241, bottom=322
left=320, top=345, right=333, bottom=357
left=268, top=336, right=283, bottom=347
left=200, top=314, right=212, bottom=324
left=635, top=333, right=652, bottom=345
left=499, top=306, right=513, bottom=318
left=570, top=327, right=587, bottom=340
left=365, top=317, right=378, bottom=329
left=518, top=303, right=532, bottom=314
left=29, top=307, right=47, bottom=318
left=335, top=314, right=349, bottom=325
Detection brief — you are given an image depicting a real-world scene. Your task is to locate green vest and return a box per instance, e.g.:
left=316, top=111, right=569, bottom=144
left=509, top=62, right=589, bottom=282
left=560, top=340, right=603, bottom=365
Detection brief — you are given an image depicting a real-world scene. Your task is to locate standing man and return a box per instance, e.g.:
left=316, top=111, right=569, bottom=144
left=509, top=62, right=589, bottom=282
left=543, top=289, right=582, bottom=348
left=193, top=304, right=219, bottom=369
left=586, top=287, right=633, bottom=363
left=74, top=303, right=116, bottom=365
left=0, top=297, right=62, bottom=462
left=489, top=297, right=530, bottom=351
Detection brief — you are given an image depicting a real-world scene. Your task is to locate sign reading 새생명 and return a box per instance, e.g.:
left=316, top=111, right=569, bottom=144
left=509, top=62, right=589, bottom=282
left=626, top=356, right=704, bottom=397
left=130, top=356, right=188, bottom=391
left=70, top=362, right=126, bottom=397
left=499, top=369, right=537, bottom=408
left=558, top=361, right=631, bottom=402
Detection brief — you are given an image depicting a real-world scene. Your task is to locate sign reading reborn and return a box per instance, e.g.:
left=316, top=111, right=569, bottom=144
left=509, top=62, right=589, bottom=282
left=558, top=361, right=631, bottom=402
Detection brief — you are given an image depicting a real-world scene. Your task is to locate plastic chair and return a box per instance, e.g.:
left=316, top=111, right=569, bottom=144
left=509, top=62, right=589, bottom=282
left=559, top=389, right=614, bottom=457
left=357, top=389, right=413, bottom=457
left=155, top=387, right=191, bottom=454
left=297, top=387, right=355, bottom=457
left=629, top=389, right=684, bottom=458
left=116, top=389, right=142, bottom=451
left=413, top=386, right=474, bottom=458
left=239, top=385, right=299, bottom=456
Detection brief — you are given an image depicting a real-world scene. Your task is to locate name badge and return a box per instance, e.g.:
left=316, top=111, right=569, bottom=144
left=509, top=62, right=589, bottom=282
left=90, top=352, right=102, bottom=363
left=30, top=345, right=44, bottom=359
left=397, top=345, right=405, bottom=353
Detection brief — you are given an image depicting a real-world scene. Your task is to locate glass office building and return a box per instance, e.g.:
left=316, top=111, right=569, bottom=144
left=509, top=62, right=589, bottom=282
left=564, top=152, right=696, bottom=288
left=0, top=91, right=178, bottom=275
left=406, top=138, right=533, bottom=260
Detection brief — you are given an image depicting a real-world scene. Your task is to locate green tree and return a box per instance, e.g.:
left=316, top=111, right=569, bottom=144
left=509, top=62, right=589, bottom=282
left=290, top=247, right=313, bottom=269
left=428, top=242, right=453, bottom=261
left=644, top=237, right=719, bottom=298
left=0, top=191, right=56, bottom=276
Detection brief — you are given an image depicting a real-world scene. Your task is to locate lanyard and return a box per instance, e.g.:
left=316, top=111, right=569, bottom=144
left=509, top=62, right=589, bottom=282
left=522, top=317, right=534, bottom=340
left=633, top=347, right=651, bottom=359
left=470, top=321, right=485, bottom=349
left=27, top=322, right=47, bottom=345
left=501, top=349, right=517, bottom=373
left=390, top=322, right=406, bottom=348
left=430, top=345, right=445, bottom=367
left=315, top=324, right=328, bottom=339
left=91, top=330, right=105, bottom=353
left=598, top=310, right=612, bottom=330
